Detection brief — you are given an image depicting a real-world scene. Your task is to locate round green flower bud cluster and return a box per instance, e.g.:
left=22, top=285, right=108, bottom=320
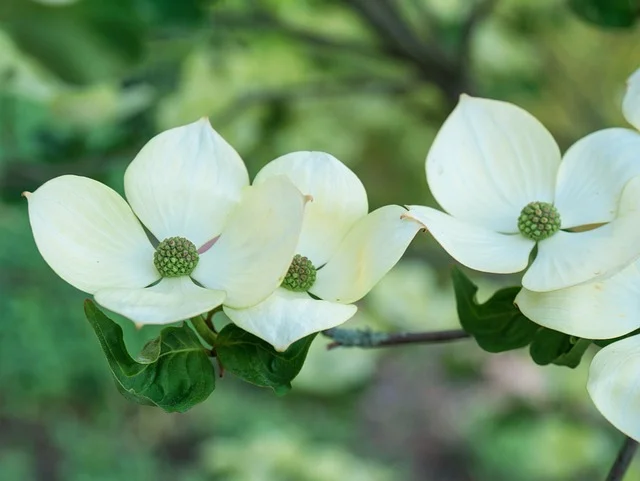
left=282, top=254, right=316, bottom=292
left=154, top=236, right=199, bottom=278
left=517, top=201, right=561, bottom=241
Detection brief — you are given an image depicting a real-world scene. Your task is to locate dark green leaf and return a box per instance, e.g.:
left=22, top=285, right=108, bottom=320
left=451, top=267, right=539, bottom=353
left=84, top=300, right=215, bottom=412
left=594, top=327, right=640, bottom=348
left=529, top=328, right=591, bottom=368
left=568, top=0, right=639, bottom=28
left=215, top=325, right=315, bottom=395
left=136, top=0, right=208, bottom=26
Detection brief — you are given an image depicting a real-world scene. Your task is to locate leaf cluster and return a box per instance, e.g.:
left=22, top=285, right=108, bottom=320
left=452, top=267, right=591, bottom=369
left=84, top=300, right=313, bottom=412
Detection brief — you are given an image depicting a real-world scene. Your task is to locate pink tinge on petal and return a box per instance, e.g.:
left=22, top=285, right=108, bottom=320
left=198, top=235, right=220, bottom=254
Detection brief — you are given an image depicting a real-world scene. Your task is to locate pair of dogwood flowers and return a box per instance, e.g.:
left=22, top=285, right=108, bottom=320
left=26, top=68, right=640, bottom=440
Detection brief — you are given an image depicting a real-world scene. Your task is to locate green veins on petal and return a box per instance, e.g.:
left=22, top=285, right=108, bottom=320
left=282, top=254, right=317, bottom=292
left=518, top=201, right=561, bottom=241
left=154, top=236, right=199, bottom=278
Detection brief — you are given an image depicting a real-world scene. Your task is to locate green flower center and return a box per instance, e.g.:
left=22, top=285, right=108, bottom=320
left=282, top=254, right=316, bottom=292
left=154, top=236, right=199, bottom=278
left=517, top=201, right=561, bottom=241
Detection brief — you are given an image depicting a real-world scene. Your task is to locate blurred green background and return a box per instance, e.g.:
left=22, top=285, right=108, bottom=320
left=1, top=0, right=639, bottom=480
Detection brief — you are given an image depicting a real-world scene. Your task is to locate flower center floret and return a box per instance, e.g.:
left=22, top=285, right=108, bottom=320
left=517, top=201, right=561, bottom=241
left=282, top=254, right=316, bottom=292
left=154, top=236, right=199, bottom=278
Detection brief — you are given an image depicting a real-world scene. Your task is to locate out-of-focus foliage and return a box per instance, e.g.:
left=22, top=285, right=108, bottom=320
left=1, top=0, right=639, bottom=479
left=569, top=0, right=640, bottom=28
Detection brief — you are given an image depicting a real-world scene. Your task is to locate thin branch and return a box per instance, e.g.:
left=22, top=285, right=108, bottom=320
left=344, top=0, right=461, bottom=107
left=190, top=316, right=218, bottom=347
left=323, top=327, right=470, bottom=350
left=606, top=436, right=638, bottom=481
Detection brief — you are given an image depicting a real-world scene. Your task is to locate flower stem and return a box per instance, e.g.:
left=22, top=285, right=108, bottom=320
left=190, top=315, right=218, bottom=347
left=322, top=327, right=470, bottom=350
left=606, top=436, right=638, bottom=481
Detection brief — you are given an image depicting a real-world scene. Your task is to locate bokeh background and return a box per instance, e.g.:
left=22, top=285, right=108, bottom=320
left=1, top=0, right=639, bottom=480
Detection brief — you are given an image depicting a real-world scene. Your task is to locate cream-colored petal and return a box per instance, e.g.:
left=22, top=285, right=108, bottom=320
left=554, top=128, right=640, bottom=228
left=192, top=175, right=306, bottom=308
left=623, top=67, right=640, bottom=131
left=125, top=118, right=249, bottom=247
left=516, top=261, right=640, bottom=339
left=427, top=95, right=560, bottom=233
left=403, top=205, right=534, bottom=274
left=95, top=276, right=226, bottom=325
left=588, top=335, right=640, bottom=442
left=224, top=288, right=357, bottom=352
left=309, top=205, right=421, bottom=303
left=25, top=175, right=157, bottom=294
left=524, top=176, right=640, bottom=292
left=254, top=151, right=368, bottom=266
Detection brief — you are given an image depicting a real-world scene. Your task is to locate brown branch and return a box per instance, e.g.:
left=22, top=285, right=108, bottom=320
left=323, top=327, right=470, bottom=350
left=606, top=436, right=638, bottom=481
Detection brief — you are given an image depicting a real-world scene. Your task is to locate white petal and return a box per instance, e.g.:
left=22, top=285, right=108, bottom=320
left=95, top=276, right=226, bottom=325
left=254, top=151, right=368, bottom=266
left=310, top=205, right=421, bottom=303
left=403, top=205, right=534, bottom=274
left=516, top=261, right=640, bottom=339
left=25, top=175, right=157, bottom=294
left=554, top=128, right=640, bottom=228
left=125, top=118, right=249, bottom=248
left=193, top=175, right=306, bottom=308
left=427, top=95, right=561, bottom=233
left=224, top=288, right=357, bottom=351
left=588, top=335, right=640, bottom=442
left=524, top=176, right=640, bottom=292
left=623, top=67, right=640, bottom=131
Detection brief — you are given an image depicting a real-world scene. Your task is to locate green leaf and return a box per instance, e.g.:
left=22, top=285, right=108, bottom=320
left=594, top=327, right=640, bottom=348
left=568, top=0, right=640, bottom=28
left=2, top=0, right=145, bottom=84
left=84, top=300, right=215, bottom=412
left=136, top=0, right=208, bottom=26
left=215, top=325, right=315, bottom=395
left=529, top=328, right=591, bottom=368
left=451, top=267, right=539, bottom=353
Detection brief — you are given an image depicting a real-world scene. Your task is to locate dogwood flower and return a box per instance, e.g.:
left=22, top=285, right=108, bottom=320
left=223, top=152, right=422, bottom=351
left=515, top=67, right=640, bottom=339
left=403, top=94, right=640, bottom=292
left=512, top=68, right=640, bottom=442
left=24, top=119, right=306, bottom=325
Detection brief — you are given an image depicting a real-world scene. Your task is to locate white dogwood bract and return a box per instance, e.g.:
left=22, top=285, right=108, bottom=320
left=516, top=68, right=640, bottom=339
left=25, top=119, right=307, bottom=325
left=403, top=95, right=640, bottom=292
left=588, top=334, right=640, bottom=442
left=623, top=67, right=640, bottom=131
left=224, top=152, right=422, bottom=351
